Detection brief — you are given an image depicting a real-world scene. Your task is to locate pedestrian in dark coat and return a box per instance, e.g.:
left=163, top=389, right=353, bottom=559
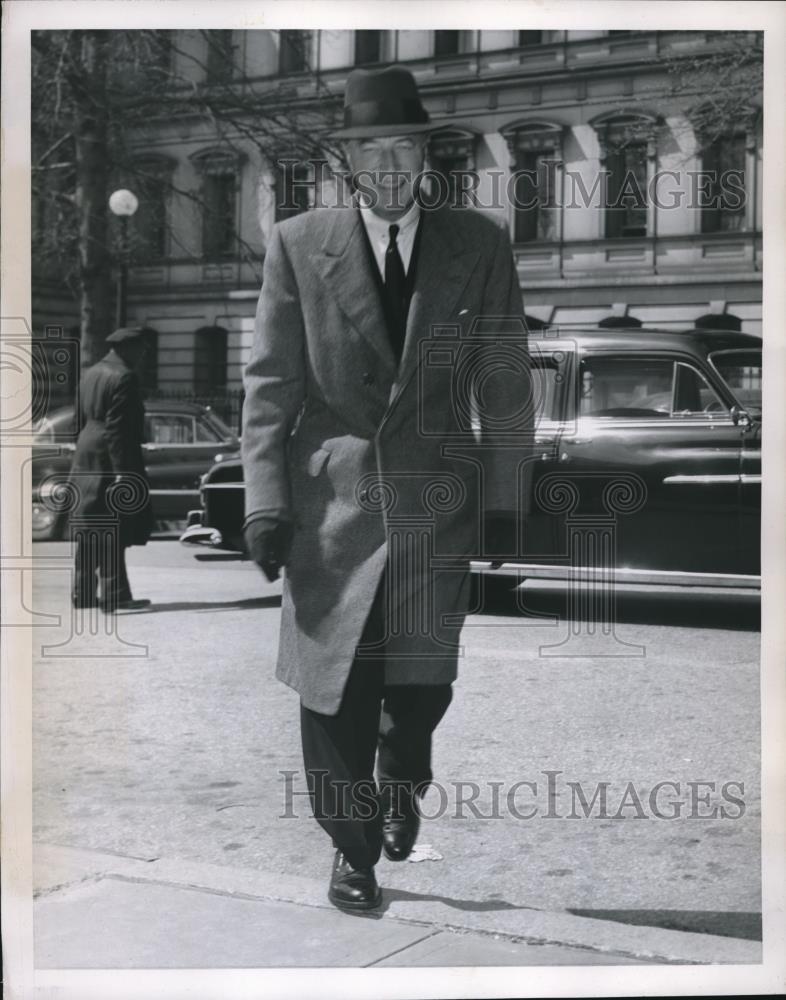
left=70, top=327, right=154, bottom=612
left=241, top=66, right=532, bottom=912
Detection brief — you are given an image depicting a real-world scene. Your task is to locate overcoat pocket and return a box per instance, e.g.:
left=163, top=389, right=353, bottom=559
left=306, top=448, right=330, bottom=477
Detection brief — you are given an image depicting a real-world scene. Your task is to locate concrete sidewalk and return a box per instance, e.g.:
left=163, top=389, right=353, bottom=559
left=33, top=843, right=760, bottom=968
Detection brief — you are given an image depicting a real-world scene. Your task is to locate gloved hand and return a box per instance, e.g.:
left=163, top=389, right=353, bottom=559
left=244, top=516, right=294, bottom=582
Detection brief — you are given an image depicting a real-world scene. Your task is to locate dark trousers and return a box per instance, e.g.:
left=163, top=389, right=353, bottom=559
left=299, top=575, right=453, bottom=870
left=73, top=531, right=133, bottom=608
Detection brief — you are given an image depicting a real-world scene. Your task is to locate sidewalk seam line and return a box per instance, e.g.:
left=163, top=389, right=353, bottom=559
left=362, top=930, right=443, bottom=967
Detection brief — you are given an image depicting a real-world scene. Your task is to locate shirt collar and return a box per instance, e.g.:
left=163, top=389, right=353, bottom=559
left=358, top=194, right=421, bottom=241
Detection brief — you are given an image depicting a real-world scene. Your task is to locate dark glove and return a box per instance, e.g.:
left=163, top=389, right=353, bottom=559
left=244, top=516, right=294, bottom=582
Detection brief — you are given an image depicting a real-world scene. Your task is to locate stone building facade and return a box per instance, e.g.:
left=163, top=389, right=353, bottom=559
left=32, top=28, right=763, bottom=400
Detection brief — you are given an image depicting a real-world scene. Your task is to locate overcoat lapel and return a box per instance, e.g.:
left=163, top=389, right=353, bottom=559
left=313, top=209, right=398, bottom=376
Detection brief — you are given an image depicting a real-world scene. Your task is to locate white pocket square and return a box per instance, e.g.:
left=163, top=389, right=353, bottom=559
left=458, top=309, right=468, bottom=316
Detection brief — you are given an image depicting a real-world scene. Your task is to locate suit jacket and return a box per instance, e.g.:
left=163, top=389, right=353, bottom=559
left=70, top=350, right=153, bottom=546
left=242, top=203, right=530, bottom=714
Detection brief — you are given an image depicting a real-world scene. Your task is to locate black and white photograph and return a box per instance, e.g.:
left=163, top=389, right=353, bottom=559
left=2, top=1, right=785, bottom=998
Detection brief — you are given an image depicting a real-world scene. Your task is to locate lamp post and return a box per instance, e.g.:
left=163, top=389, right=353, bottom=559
left=108, top=189, right=139, bottom=328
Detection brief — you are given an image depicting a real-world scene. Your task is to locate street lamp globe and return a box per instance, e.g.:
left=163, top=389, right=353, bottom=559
left=108, top=189, right=139, bottom=217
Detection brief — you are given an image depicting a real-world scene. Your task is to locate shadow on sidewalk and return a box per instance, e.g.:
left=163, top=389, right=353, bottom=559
left=347, top=886, right=536, bottom=920
left=566, top=908, right=762, bottom=941
left=138, top=596, right=281, bottom=614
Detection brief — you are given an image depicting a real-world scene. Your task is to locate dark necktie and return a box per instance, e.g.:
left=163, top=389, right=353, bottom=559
left=384, top=223, right=407, bottom=362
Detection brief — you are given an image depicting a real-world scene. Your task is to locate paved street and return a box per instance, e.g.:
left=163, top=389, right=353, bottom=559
left=30, top=539, right=761, bottom=964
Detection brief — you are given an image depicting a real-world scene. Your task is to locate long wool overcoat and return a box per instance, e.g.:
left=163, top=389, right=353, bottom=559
left=70, top=350, right=154, bottom=547
left=242, top=203, right=530, bottom=714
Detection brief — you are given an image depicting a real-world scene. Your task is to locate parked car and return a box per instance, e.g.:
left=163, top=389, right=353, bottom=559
left=181, top=326, right=762, bottom=588
left=32, top=400, right=240, bottom=540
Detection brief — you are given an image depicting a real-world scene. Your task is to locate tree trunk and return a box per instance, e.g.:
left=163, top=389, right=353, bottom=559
left=73, top=31, right=113, bottom=368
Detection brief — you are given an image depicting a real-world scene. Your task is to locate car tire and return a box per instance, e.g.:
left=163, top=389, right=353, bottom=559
left=32, top=503, right=66, bottom=542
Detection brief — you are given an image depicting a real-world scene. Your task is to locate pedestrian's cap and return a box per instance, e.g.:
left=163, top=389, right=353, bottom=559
left=106, top=326, right=145, bottom=344
left=332, top=65, right=438, bottom=139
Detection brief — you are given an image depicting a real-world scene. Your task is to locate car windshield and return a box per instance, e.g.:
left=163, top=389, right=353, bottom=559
left=710, top=350, right=762, bottom=414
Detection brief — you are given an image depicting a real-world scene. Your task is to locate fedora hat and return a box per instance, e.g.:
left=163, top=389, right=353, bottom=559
left=106, top=326, right=146, bottom=344
left=332, top=65, right=438, bottom=139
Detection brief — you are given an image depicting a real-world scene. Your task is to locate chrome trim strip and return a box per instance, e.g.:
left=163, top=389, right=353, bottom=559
left=201, top=482, right=245, bottom=490
left=741, top=474, right=762, bottom=484
left=574, top=419, right=736, bottom=429
left=149, top=489, right=201, bottom=496
left=663, top=474, right=740, bottom=485
left=469, top=561, right=760, bottom=590
left=142, top=442, right=237, bottom=449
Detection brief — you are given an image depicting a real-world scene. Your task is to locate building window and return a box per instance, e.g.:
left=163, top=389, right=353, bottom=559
left=605, top=142, right=649, bottom=238
left=428, top=131, right=477, bottom=207
left=518, top=31, right=543, bottom=46
left=594, top=114, right=656, bottom=239
left=201, top=173, right=236, bottom=258
left=434, top=30, right=461, bottom=58
left=513, top=150, right=559, bottom=242
left=128, top=155, right=176, bottom=261
left=275, top=159, right=321, bottom=221
left=700, top=133, right=747, bottom=233
left=194, top=327, right=228, bottom=393
left=501, top=123, right=563, bottom=244
left=147, top=30, right=173, bottom=75
left=139, top=328, right=159, bottom=393
left=355, top=30, right=382, bottom=65
left=279, top=30, right=310, bottom=74
left=190, top=149, right=245, bottom=260
left=205, top=30, right=234, bottom=84
left=134, top=177, right=168, bottom=260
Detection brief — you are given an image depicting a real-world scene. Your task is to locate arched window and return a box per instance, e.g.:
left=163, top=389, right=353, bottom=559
left=274, top=157, right=325, bottom=222
left=194, top=326, right=228, bottom=393
left=205, top=30, right=235, bottom=84
left=428, top=129, right=479, bottom=208
left=129, top=154, right=176, bottom=261
left=279, top=30, right=311, bottom=74
left=500, top=121, right=564, bottom=243
left=592, top=112, right=658, bottom=239
left=190, top=148, right=245, bottom=261
left=354, top=30, right=384, bottom=65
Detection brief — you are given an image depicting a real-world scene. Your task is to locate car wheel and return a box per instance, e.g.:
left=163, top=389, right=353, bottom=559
left=32, top=502, right=65, bottom=541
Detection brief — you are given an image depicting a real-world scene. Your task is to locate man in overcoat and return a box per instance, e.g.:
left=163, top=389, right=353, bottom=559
left=242, top=66, right=531, bottom=911
left=70, top=327, right=154, bottom=612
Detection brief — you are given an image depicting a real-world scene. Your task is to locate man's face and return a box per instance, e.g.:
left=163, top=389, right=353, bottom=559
left=345, top=134, right=427, bottom=219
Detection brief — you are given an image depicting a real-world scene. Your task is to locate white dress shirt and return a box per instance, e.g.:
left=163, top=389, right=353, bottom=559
left=358, top=197, right=421, bottom=279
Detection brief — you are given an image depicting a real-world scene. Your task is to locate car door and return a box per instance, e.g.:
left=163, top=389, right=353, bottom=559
left=709, top=347, right=763, bottom=576
left=555, top=350, right=745, bottom=576
left=143, top=410, right=235, bottom=520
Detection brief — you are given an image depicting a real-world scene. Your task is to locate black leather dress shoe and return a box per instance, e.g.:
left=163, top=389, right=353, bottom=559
left=327, top=850, right=381, bottom=911
left=381, top=784, right=420, bottom=862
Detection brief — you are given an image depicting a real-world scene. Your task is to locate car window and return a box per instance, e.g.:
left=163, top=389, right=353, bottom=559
left=202, top=410, right=237, bottom=441
left=530, top=359, right=567, bottom=423
left=673, top=363, right=726, bottom=416
left=579, top=358, right=673, bottom=417
left=579, top=356, right=728, bottom=419
left=147, top=414, right=195, bottom=444
left=710, top=350, right=762, bottom=414
left=194, top=417, right=223, bottom=443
